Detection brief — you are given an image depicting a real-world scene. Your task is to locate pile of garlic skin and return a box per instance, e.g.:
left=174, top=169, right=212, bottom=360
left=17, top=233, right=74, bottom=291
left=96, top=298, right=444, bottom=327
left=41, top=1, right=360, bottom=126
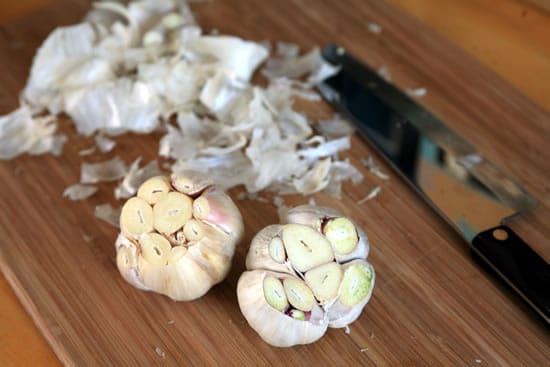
left=1, top=0, right=363, bottom=199
left=237, top=205, right=375, bottom=347
left=116, top=172, right=243, bottom=301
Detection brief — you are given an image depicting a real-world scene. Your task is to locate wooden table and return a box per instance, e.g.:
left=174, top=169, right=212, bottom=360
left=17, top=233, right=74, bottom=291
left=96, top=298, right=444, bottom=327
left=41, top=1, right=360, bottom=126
left=1, top=0, right=549, bottom=366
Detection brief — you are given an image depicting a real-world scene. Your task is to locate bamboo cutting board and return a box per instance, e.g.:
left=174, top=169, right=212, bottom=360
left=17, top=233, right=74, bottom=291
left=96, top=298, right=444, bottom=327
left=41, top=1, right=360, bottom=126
left=1, top=0, right=549, bottom=366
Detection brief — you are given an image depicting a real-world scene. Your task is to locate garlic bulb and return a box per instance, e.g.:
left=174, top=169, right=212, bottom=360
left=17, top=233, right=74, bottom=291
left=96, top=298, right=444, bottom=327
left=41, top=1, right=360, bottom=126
left=115, top=172, right=243, bottom=301
left=237, top=205, right=375, bottom=347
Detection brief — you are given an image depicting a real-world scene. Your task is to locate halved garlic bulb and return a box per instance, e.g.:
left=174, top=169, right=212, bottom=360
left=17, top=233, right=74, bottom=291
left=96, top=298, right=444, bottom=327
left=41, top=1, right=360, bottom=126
left=237, top=205, right=375, bottom=347
left=115, top=173, right=243, bottom=301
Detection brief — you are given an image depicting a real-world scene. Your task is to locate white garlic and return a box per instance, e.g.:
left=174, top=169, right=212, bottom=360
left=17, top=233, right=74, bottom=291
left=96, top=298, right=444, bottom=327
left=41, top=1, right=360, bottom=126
left=115, top=173, right=243, bottom=301
left=238, top=205, right=375, bottom=347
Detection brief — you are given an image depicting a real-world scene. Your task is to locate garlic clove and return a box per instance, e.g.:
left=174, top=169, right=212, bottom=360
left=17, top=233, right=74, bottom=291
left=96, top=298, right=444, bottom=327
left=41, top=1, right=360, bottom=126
left=192, top=186, right=244, bottom=239
left=138, top=233, right=172, bottom=266
left=182, top=218, right=206, bottom=241
left=268, top=236, right=286, bottom=264
left=115, top=234, right=149, bottom=291
left=304, top=262, right=343, bottom=305
left=120, top=197, right=154, bottom=239
left=245, top=224, right=292, bottom=275
left=281, top=224, right=334, bottom=273
left=323, top=217, right=358, bottom=255
left=327, top=260, right=375, bottom=328
left=171, top=171, right=213, bottom=196
left=237, top=270, right=328, bottom=347
left=153, top=191, right=193, bottom=235
left=283, top=277, right=315, bottom=312
left=137, top=175, right=170, bottom=204
left=263, top=276, right=288, bottom=312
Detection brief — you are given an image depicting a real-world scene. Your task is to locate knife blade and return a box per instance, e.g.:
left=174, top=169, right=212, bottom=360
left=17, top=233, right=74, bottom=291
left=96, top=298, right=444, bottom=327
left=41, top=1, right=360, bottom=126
left=319, top=44, right=549, bottom=324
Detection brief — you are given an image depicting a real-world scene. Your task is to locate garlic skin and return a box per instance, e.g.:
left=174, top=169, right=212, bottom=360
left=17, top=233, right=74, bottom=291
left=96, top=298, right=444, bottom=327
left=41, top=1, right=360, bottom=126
left=237, top=270, right=328, bottom=347
left=238, top=205, right=375, bottom=346
left=115, top=173, right=243, bottom=301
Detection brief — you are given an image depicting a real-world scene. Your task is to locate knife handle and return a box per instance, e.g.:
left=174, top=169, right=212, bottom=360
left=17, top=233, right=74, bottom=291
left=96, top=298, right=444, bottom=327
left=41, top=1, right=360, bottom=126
left=471, top=225, right=550, bottom=324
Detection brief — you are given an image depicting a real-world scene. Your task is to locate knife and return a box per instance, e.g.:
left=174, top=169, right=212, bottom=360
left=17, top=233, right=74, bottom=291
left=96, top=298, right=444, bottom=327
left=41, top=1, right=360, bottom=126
left=319, top=44, right=550, bottom=324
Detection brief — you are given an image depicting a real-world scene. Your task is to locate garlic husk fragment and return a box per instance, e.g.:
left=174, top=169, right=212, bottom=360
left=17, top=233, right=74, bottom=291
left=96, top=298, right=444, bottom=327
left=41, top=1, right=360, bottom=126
left=282, top=205, right=370, bottom=262
left=237, top=270, right=328, bottom=348
left=115, top=173, right=243, bottom=301
left=327, top=260, right=375, bottom=328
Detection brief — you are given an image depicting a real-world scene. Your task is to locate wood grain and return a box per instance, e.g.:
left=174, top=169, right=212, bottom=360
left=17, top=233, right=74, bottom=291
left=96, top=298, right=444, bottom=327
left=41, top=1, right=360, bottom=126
left=388, top=0, right=550, bottom=112
left=1, top=0, right=549, bottom=366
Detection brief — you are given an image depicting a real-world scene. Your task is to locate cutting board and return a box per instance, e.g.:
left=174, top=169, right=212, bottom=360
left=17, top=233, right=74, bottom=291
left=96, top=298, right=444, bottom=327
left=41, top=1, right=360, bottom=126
left=1, top=0, right=549, bottom=365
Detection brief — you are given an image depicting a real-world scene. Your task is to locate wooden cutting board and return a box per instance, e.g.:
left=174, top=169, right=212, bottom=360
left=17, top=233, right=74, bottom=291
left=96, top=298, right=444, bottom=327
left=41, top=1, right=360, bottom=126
left=1, top=0, right=549, bottom=365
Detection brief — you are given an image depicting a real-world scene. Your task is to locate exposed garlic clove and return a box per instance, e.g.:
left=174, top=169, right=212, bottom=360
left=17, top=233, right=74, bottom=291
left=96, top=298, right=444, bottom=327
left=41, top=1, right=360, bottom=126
left=283, top=277, right=315, bottom=312
left=323, top=217, right=358, bottom=255
left=153, top=192, right=193, bottom=235
left=138, top=233, right=172, bottom=266
left=192, top=186, right=244, bottom=239
left=304, top=262, right=343, bottom=305
left=327, top=260, right=375, bottom=328
left=268, top=237, right=286, bottom=264
left=171, top=171, right=213, bottom=196
left=120, top=197, right=154, bottom=239
left=115, top=234, right=149, bottom=291
left=237, top=270, right=328, bottom=347
left=282, top=205, right=370, bottom=262
left=263, top=276, right=288, bottom=312
left=245, top=224, right=292, bottom=275
left=183, top=219, right=206, bottom=241
left=281, top=224, right=334, bottom=273
left=137, top=175, right=170, bottom=204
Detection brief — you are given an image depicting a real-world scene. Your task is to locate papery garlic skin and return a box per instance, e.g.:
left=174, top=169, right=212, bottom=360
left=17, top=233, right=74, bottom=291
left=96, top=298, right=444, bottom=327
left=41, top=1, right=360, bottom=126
left=237, top=270, right=328, bottom=347
left=115, top=173, right=243, bottom=301
left=238, top=205, right=375, bottom=347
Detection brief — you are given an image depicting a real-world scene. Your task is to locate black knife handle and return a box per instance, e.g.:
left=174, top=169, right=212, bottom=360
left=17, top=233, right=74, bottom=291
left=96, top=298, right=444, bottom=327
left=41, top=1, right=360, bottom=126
left=471, top=225, right=550, bottom=323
